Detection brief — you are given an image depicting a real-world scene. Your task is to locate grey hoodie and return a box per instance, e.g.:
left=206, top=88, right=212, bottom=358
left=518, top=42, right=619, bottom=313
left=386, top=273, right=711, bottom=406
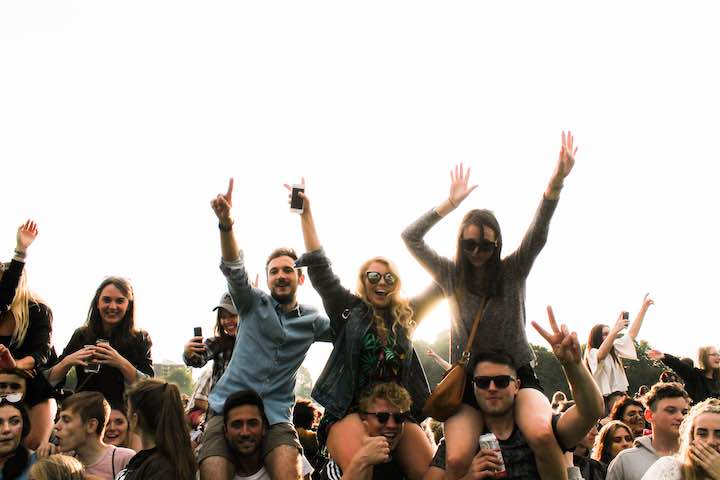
left=606, top=436, right=664, bottom=480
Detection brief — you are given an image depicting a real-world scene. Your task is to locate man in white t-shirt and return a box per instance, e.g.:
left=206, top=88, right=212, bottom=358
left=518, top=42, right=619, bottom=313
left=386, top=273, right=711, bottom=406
left=224, top=390, right=313, bottom=480
left=51, top=391, right=136, bottom=480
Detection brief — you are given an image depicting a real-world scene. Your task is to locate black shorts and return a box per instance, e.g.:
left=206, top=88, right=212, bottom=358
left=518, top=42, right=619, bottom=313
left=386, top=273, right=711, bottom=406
left=462, top=363, right=543, bottom=408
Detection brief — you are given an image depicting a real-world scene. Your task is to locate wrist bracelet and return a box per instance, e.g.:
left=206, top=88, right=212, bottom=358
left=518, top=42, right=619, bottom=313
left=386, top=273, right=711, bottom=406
left=13, top=249, right=26, bottom=259
left=448, top=198, right=458, bottom=208
left=218, top=221, right=234, bottom=232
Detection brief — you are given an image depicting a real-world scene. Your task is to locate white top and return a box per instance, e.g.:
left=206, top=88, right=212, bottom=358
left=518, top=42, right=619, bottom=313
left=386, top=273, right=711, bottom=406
left=587, top=334, right=637, bottom=395
left=232, top=455, right=314, bottom=480
left=641, top=456, right=682, bottom=480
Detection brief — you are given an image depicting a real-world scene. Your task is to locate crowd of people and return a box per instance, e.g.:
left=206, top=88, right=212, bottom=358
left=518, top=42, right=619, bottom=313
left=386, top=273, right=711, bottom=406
left=1, top=132, right=719, bottom=479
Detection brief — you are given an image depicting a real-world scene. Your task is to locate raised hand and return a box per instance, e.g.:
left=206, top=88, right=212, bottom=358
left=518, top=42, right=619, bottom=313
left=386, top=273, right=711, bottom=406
left=211, top=178, right=234, bottom=223
left=16, top=220, right=38, bottom=253
left=184, top=336, right=206, bottom=359
left=549, top=131, right=577, bottom=191
left=283, top=178, right=309, bottom=216
left=646, top=349, right=665, bottom=361
left=612, top=311, right=630, bottom=333
left=641, top=293, right=655, bottom=311
left=531, top=306, right=581, bottom=366
left=449, top=163, right=478, bottom=207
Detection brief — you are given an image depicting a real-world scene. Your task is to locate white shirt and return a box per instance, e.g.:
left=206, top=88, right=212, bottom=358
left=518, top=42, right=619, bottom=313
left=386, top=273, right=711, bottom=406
left=587, top=334, right=637, bottom=395
left=232, top=455, right=314, bottom=480
left=641, top=456, right=682, bottom=480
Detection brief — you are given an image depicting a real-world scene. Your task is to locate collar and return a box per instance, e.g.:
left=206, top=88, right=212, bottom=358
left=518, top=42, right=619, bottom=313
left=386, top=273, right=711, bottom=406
left=275, top=302, right=302, bottom=318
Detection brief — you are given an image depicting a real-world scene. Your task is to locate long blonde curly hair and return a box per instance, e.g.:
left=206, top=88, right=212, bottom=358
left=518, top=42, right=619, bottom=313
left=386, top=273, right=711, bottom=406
left=679, top=398, right=720, bottom=480
left=355, top=257, right=414, bottom=344
left=4, top=269, right=44, bottom=347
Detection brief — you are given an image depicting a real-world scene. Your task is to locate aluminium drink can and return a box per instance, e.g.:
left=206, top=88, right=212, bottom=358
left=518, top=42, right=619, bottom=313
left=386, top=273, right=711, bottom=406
left=478, top=433, right=507, bottom=477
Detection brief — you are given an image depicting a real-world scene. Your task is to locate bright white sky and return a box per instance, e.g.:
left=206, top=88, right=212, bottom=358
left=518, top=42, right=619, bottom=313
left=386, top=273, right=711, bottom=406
left=2, top=1, right=719, bottom=384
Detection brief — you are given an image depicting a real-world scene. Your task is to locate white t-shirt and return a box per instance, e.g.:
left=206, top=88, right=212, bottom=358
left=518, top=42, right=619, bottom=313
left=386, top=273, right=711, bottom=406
left=587, top=334, right=637, bottom=395
left=233, top=454, right=313, bottom=480
left=641, top=456, right=682, bottom=480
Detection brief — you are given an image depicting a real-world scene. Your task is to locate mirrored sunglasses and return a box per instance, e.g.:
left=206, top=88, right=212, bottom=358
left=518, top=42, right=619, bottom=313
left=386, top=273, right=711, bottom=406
left=365, top=271, right=396, bottom=286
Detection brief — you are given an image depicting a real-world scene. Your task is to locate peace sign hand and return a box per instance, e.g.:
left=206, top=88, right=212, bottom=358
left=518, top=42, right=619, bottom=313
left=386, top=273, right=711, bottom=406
left=211, top=178, right=234, bottom=223
left=531, top=306, right=581, bottom=366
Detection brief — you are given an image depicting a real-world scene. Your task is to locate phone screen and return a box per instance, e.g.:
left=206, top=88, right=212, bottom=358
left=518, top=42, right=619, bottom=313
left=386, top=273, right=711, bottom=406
left=194, top=327, right=202, bottom=337
left=622, top=312, right=629, bottom=320
left=290, top=186, right=305, bottom=211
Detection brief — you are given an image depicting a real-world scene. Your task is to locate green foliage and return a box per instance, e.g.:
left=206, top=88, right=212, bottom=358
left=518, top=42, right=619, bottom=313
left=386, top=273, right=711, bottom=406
left=624, top=340, right=665, bottom=396
left=531, top=344, right=569, bottom=400
left=159, top=367, right=194, bottom=396
left=295, top=366, right=313, bottom=399
left=415, top=330, right=451, bottom=389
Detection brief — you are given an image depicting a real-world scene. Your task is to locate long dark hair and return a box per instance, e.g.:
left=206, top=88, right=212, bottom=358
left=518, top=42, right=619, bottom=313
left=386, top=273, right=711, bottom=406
left=126, top=379, right=196, bottom=480
left=83, top=277, right=138, bottom=349
left=213, top=308, right=236, bottom=352
left=454, top=209, right=503, bottom=300
left=592, top=420, right=632, bottom=465
left=585, top=324, right=621, bottom=368
left=0, top=400, right=32, bottom=479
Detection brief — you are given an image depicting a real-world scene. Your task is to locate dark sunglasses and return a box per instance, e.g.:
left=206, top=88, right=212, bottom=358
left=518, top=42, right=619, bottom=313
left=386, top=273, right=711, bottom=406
left=365, top=271, right=396, bottom=286
left=0, top=383, right=23, bottom=391
left=461, top=238, right=498, bottom=254
left=472, top=375, right=516, bottom=389
left=363, top=411, right=408, bottom=424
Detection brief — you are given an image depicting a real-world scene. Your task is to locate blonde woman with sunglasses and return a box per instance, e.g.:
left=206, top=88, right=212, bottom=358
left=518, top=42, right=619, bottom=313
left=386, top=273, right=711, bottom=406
left=289, top=182, right=442, bottom=480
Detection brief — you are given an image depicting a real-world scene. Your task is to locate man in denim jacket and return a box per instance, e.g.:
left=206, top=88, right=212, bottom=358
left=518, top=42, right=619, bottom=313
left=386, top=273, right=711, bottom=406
left=199, top=179, right=333, bottom=480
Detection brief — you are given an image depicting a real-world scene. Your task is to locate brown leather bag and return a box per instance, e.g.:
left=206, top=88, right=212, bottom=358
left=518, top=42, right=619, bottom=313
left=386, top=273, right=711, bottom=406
left=422, top=297, right=488, bottom=421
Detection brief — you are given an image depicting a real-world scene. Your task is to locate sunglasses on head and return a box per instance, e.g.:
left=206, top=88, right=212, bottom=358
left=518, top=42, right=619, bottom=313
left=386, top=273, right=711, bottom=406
left=365, top=271, right=396, bottom=286
left=461, top=238, right=498, bottom=254
left=472, top=375, right=516, bottom=390
left=363, top=411, right=408, bottom=424
left=0, top=392, right=23, bottom=403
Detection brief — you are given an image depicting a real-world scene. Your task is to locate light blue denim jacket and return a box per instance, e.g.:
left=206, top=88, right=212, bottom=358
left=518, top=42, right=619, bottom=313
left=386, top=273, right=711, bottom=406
left=208, top=253, right=332, bottom=424
left=297, top=248, right=442, bottom=420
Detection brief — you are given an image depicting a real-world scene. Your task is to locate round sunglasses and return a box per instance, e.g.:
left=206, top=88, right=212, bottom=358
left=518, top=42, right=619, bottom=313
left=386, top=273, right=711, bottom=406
left=365, top=271, right=396, bottom=286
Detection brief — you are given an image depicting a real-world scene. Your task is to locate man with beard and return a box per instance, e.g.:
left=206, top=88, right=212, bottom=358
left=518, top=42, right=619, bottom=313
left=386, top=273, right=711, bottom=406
left=200, top=179, right=332, bottom=480
left=223, top=391, right=314, bottom=480
left=425, top=307, right=605, bottom=479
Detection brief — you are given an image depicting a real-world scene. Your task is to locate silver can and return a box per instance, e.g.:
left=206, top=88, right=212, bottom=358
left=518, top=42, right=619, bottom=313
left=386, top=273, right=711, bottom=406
left=478, top=433, right=507, bottom=477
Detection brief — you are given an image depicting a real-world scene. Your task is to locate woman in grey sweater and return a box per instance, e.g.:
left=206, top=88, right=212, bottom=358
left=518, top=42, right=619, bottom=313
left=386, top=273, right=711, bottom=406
left=401, top=132, right=577, bottom=480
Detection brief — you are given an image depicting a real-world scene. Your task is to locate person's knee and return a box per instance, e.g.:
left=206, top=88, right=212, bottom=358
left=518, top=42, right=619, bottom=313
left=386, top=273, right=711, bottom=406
left=524, top=423, right=558, bottom=452
left=199, top=455, right=233, bottom=480
left=266, top=445, right=301, bottom=480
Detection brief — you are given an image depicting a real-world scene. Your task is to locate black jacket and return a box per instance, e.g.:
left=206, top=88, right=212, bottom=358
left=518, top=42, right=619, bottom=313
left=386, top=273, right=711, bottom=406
left=662, top=353, right=720, bottom=404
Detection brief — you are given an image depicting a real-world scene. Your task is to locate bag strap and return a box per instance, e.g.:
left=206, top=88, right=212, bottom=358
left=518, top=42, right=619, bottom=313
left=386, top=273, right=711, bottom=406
left=458, top=296, right=489, bottom=366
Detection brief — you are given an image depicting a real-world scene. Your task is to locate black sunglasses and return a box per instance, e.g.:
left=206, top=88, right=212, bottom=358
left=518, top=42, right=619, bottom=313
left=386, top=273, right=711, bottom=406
left=461, top=238, right=498, bottom=254
left=472, top=375, right=516, bottom=389
left=365, top=271, right=396, bottom=286
left=363, top=411, right=408, bottom=424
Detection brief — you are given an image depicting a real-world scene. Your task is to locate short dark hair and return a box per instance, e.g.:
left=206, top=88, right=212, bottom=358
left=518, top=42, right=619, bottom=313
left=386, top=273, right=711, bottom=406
left=610, top=396, right=644, bottom=421
left=0, top=368, right=31, bottom=379
left=223, top=390, right=269, bottom=427
left=472, top=351, right=517, bottom=373
left=293, top=398, right=318, bottom=430
left=642, top=382, right=690, bottom=412
left=61, top=392, right=110, bottom=435
left=265, top=248, right=298, bottom=270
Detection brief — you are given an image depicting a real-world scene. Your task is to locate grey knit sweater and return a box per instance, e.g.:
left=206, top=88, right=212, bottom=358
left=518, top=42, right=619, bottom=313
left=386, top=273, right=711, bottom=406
left=401, top=196, right=559, bottom=370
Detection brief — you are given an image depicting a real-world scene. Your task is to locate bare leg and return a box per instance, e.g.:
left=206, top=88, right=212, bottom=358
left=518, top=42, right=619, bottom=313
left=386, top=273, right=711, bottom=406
left=443, top=405, right=482, bottom=480
left=395, top=421, right=434, bottom=480
left=516, top=389, right=567, bottom=480
left=326, top=413, right=366, bottom=473
left=199, top=456, right=233, bottom=480
left=25, top=399, right=56, bottom=450
left=266, top=444, right=302, bottom=480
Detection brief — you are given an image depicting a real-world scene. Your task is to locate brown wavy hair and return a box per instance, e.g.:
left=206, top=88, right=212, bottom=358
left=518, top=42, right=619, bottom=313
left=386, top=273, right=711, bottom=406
left=592, top=420, right=632, bottom=465
left=355, top=257, right=414, bottom=343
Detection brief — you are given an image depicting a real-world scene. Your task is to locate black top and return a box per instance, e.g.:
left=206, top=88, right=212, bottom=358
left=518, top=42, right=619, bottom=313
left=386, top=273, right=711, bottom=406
left=662, top=353, right=720, bottom=404
left=0, top=301, right=56, bottom=406
left=57, top=327, right=154, bottom=406
left=115, top=447, right=178, bottom=480
left=0, top=259, right=23, bottom=313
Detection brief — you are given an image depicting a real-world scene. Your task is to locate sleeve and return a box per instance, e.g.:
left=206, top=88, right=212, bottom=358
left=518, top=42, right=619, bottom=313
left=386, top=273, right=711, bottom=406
left=295, top=248, right=356, bottom=334
left=401, top=209, right=457, bottom=291
left=640, top=456, right=681, bottom=480
left=586, top=348, right=600, bottom=374
left=605, top=452, right=625, bottom=480
left=25, top=303, right=54, bottom=368
left=613, top=335, right=638, bottom=361
left=661, top=353, right=697, bottom=385
left=505, top=196, right=559, bottom=279
left=410, top=282, right=445, bottom=327
left=219, top=252, right=259, bottom=315
left=0, top=259, right=23, bottom=313
left=133, top=331, right=155, bottom=378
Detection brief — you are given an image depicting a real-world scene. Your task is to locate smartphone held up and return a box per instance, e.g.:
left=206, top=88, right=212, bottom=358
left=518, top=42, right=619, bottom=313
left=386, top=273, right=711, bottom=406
left=290, top=184, right=305, bottom=214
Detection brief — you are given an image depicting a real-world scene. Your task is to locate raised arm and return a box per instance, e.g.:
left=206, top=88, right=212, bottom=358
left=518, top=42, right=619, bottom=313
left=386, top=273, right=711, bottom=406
left=646, top=349, right=695, bottom=383
left=400, top=164, right=474, bottom=287
left=532, top=306, right=604, bottom=449
left=284, top=179, right=321, bottom=252
left=545, top=131, right=576, bottom=200
left=0, top=220, right=38, bottom=312
left=596, top=312, right=629, bottom=362
left=627, top=293, right=654, bottom=341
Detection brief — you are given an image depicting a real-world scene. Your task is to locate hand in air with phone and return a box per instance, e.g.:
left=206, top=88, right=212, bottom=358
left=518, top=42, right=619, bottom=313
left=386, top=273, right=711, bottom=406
left=283, top=178, right=307, bottom=215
